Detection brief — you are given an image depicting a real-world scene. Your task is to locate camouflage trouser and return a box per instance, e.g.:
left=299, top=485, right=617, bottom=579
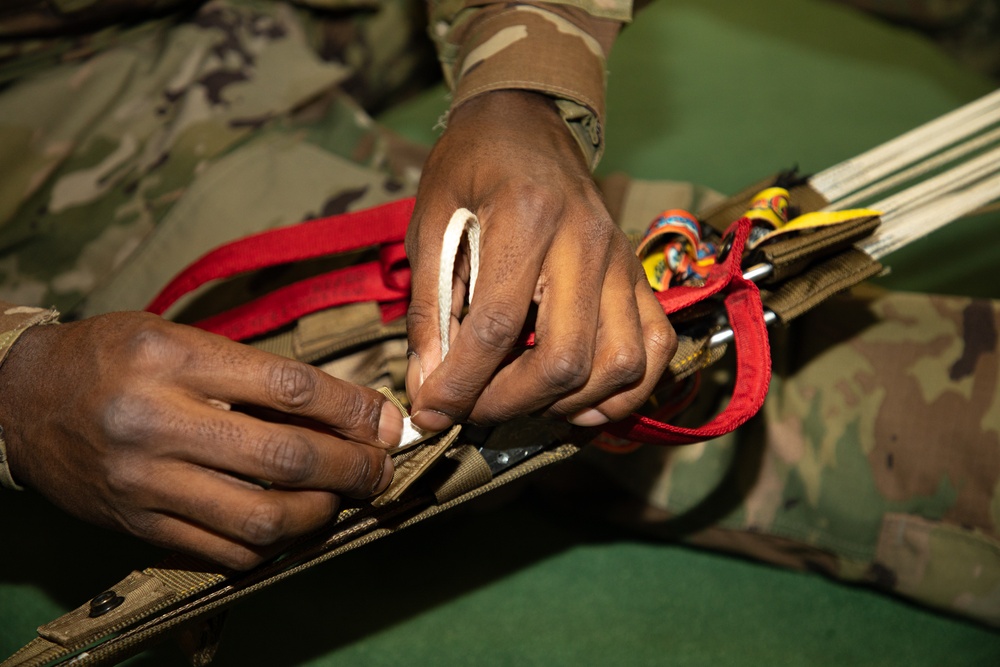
left=576, top=286, right=1000, bottom=629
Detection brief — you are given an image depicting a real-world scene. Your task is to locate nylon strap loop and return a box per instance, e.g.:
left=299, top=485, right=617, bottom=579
left=145, top=198, right=416, bottom=336
left=604, top=216, right=771, bottom=445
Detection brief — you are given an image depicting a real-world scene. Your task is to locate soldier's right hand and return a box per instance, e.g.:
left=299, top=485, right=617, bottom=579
left=0, top=312, right=402, bottom=570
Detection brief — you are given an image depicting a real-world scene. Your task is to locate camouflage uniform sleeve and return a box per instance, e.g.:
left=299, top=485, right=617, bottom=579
left=427, top=0, right=632, bottom=170
left=0, top=301, right=59, bottom=491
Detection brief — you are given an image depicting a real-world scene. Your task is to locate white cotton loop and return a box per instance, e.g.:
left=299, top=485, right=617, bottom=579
left=437, top=208, right=481, bottom=360
left=394, top=209, right=481, bottom=450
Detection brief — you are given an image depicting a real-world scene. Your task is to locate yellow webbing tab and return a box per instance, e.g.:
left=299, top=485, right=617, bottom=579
left=750, top=208, right=882, bottom=249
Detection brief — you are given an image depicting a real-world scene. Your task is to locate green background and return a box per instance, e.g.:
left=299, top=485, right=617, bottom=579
left=3, top=0, right=999, bottom=664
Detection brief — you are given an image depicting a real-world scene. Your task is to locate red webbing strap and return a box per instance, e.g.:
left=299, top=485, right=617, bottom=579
left=146, top=197, right=415, bottom=317
left=652, top=222, right=747, bottom=315
left=192, top=262, right=409, bottom=341
left=604, top=217, right=772, bottom=445
left=144, top=198, right=415, bottom=339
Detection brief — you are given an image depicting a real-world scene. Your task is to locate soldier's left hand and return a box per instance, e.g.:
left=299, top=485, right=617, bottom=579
left=405, top=89, right=676, bottom=431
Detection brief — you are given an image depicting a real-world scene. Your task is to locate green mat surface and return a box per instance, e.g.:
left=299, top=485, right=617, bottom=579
left=3, top=0, right=999, bottom=665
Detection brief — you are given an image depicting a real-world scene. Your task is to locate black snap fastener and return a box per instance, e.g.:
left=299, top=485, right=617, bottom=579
left=89, top=590, right=124, bottom=618
left=716, top=232, right=735, bottom=263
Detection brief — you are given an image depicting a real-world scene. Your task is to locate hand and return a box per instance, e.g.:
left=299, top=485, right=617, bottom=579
left=405, top=90, right=676, bottom=431
left=0, top=312, right=403, bottom=570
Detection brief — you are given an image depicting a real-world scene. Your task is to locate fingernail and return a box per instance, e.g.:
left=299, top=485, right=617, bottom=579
left=405, top=353, right=424, bottom=396
left=374, top=455, right=394, bottom=494
left=568, top=408, right=610, bottom=427
left=378, top=401, right=404, bottom=447
left=410, top=409, right=453, bottom=432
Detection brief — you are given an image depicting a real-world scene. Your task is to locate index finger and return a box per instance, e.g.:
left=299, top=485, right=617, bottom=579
left=170, top=326, right=403, bottom=447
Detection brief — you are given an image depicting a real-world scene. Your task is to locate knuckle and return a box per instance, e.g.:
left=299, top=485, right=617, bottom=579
left=265, top=361, right=317, bottom=412
left=425, top=373, right=484, bottom=419
left=256, top=432, right=315, bottom=485
left=406, top=300, right=437, bottom=338
left=580, top=215, right=615, bottom=247
left=504, top=183, right=559, bottom=221
left=240, top=500, right=286, bottom=546
left=539, top=346, right=591, bottom=392
left=646, top=318, right=678, bottom=367
left=104, top=466, right=132, bottom=497
left=510, top=181, right=552, bottom=220
left=100, top=392, right=160, bottom=444
left=607, top=344, right=646, bottom=386
left=121, top=316, right=179, bottom=370
left=327, top=384, right=378, bottom=435
left=118, top=510, right=170, bottom=547
left=467, top=307, right=521, bottom=353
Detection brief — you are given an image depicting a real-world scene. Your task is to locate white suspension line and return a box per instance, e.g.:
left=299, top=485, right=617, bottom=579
left=867, top=142, right=1000, bottom=222
left=859, top=171, right=1000, bottom=260
left=823, top=125, right=1000, bottom=210
left=811, top=88, right=1000, bottom=202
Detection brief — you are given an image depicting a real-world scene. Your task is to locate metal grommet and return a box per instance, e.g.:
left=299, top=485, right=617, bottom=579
left=89, top=590, right=125, bottom=618
left=716, top=232, right=735, bottom=263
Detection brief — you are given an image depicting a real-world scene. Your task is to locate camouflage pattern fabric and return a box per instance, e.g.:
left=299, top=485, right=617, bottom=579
left=560, top=179, right=1000, bottom=629
left=0, top=0, right=631, bottom=317
left=0, top=0, right=437, bottom=318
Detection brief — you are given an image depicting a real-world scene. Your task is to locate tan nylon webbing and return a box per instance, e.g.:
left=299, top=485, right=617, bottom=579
left=2, top=422, right=473, bottom=667
left=14, top=444, right=579, bottom=666
left=434, top=445, right=494, bottom=503
left=668, top=336, right=726, bottom=381
left=2, top=560, right=231, bottom=667
left=373, top=425, right=462, bottom=506
left=750, top=216, right=882, bottom=284
left=763, top=249, right=884, bottom=323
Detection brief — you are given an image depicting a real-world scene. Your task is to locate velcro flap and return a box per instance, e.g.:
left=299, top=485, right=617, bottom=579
left=750, top=215, right=881, bottom=283
left=763, top=248, right=883, bottom=323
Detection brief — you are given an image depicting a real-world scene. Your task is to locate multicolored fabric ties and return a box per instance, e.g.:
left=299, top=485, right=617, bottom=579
left=636, top=209, right=718, bottom=290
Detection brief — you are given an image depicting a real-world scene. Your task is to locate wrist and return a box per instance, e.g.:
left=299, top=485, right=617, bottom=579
left=447, top=89, right=590, bottom=171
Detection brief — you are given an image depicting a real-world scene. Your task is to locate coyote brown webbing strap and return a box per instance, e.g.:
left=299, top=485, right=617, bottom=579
left=4, top=429, right=579, bottom=667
